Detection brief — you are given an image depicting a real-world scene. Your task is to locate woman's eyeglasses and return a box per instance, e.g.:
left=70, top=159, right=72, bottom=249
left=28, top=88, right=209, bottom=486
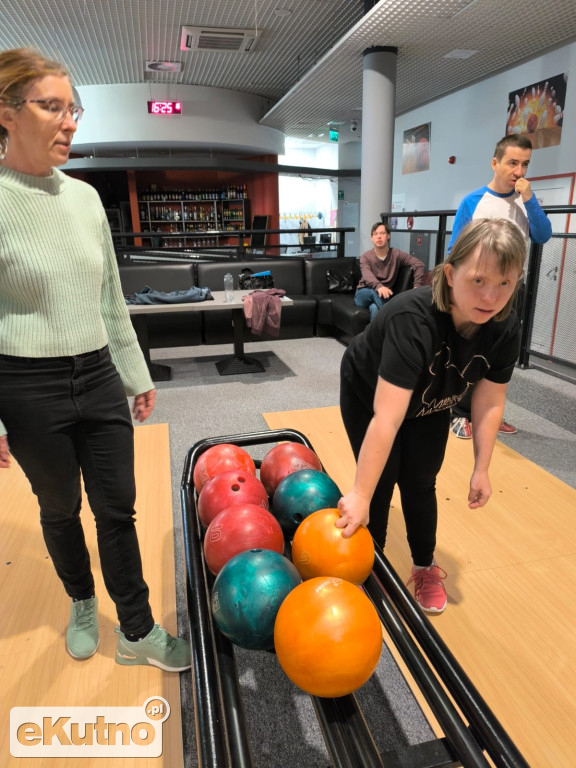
left=14, top=99, right=84, bottom=124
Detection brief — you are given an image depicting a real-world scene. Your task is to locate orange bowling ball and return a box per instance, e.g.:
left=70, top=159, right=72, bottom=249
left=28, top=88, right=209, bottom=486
left=274, top=576, right=382, bottom=698
left=291, top=508, right=374, bottom=585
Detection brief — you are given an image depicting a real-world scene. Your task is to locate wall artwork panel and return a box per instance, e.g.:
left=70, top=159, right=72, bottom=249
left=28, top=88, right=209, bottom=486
left=402, top=123, right=430, bottom=174
left=506, top=73, right=567, bottom=149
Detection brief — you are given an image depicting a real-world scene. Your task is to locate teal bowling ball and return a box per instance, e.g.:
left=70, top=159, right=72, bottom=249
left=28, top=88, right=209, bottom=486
left=272, top=469, right=342, bottom=538
left=211, top=548, right=301, bottom=650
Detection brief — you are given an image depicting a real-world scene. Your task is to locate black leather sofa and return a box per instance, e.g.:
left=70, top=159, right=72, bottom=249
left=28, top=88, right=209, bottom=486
left=118, top=256, right=414, bottom=350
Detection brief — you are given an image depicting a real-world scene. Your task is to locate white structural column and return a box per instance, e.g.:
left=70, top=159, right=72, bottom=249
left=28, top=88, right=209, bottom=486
left=359, top=46, right=398, bottom=254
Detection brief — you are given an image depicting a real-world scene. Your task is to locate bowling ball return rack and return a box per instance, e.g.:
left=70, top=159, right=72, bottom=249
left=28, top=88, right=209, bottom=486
left=181, top=429, right=529, bottom=768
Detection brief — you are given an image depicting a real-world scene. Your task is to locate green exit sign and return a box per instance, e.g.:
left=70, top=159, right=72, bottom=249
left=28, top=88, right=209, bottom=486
left=329, top=129, right=339, bottom=142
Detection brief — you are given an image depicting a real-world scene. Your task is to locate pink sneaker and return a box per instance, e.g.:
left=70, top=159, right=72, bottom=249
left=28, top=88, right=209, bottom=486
left=498, top=420, right=517, bottom=434
left=407, top=564, right=448, bottom=613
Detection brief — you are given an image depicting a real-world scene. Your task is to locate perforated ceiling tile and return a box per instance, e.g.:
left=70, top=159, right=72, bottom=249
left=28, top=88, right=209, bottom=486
left=262, top=0, right=576, bottom=141
left=0, top=0, right=574, bottom=150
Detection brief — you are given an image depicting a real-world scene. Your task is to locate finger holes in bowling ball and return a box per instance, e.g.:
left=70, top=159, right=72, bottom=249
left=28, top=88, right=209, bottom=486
left=193, top=443, right=256, bottom=493
left=197, top=469, right=269, bottom=527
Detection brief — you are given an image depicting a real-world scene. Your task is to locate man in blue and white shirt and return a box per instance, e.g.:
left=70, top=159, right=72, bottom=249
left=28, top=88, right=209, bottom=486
left=448, top=135, right=551, bottom=250
left=448, top=134, right=552, bottom=438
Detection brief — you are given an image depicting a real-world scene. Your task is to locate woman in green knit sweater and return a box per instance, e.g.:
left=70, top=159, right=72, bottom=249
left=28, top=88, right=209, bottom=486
left=0, top=48, right=190, bottom=671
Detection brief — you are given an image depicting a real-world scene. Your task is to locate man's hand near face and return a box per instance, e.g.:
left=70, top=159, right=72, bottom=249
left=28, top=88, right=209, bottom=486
left=515, top=177, right=533, bottom=202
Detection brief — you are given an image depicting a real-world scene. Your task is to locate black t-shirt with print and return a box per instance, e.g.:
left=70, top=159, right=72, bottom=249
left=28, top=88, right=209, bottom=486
left=341, top=286, right=520, bottom=419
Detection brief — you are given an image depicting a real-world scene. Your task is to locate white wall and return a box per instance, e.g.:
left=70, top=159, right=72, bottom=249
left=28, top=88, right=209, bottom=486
left=278, top=175, right=338, bottom=251
left=278, top=142, right=338, bottom=169
left=338, top=141, right=362, bottom=171
left=73, top=84, right=285, bottom=156
left=277, top=143, right=339, bottom=251
left=392, top=42, right=576, bottom=214
left=336, top=142, right=362, bottom=256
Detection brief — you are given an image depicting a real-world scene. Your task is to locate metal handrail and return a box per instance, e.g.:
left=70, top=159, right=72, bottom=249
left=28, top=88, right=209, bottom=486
left=369, top=551, right=530, bottom=768
left=114, top=226, right=355, bottom=259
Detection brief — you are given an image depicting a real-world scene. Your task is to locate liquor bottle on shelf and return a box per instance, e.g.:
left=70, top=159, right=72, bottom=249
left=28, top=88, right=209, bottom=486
left=137, top=184, right=249, bottom=244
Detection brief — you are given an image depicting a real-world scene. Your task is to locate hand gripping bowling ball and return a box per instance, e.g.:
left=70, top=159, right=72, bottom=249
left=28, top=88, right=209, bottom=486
left=291, top=508, right=374, bottom=585
left=193, top=443, right=256, bottom=493
left=272, top=469, right=341, bottom=538
left=203, top=504, right=285, bottom=575
left=197, top=470, right=269, bottom=527
left=274, top=576, right=382, bottom=698
left=260, top=442, right=323, bottom=497
left=211, top=549, right=301, bottom=650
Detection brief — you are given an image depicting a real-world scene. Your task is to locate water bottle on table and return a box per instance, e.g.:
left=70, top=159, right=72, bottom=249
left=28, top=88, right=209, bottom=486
left=224, top=272, right=234, bottom=303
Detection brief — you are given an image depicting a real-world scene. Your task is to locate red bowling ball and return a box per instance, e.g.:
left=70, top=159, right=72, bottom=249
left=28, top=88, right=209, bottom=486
left=193, top=443, right=256, bottom=493
left=197, top=470, right=269, bottom=527
left=203, top=504, right=285, bottom=575
left=260, top=442, right=323, bottom=497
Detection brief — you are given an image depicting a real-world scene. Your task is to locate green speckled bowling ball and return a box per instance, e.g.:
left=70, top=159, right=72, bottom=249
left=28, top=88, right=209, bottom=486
left=211, top=548, right=301, bottom=650
left=272, top=469, right=341, bottom=538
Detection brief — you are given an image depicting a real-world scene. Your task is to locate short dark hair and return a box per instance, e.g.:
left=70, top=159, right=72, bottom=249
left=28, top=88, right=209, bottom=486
left=494, top=134, right=533, bottom=161
left=371, top=221, right=390, bottom=236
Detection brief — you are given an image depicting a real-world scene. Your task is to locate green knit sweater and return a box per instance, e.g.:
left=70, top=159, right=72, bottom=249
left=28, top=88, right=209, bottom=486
left=0, top=166, right=153, bottom=437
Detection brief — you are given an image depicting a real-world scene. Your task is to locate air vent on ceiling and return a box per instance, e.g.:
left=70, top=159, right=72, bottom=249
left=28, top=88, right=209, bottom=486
left=145, top=60, right=182, bottom=72
left=180, top=26, right=258, bottom=53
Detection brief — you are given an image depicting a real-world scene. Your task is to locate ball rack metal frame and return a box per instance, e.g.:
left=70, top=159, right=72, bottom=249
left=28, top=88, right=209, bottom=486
left=181, top=429, right=530, bottom=768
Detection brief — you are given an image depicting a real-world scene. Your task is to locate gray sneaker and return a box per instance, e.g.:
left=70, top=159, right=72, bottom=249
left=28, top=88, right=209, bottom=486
left=66, top=596, right=99, bottom=659
left=115, top=624, right=191, bottom=672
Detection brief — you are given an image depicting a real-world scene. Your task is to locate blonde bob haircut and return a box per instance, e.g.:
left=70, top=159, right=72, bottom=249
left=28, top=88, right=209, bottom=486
left=0, top=48, right=69, bottom=140
left=431, top=218, right=527, bottom=322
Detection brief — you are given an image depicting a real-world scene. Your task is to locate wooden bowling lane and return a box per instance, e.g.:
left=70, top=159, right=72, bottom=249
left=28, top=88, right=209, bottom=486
left=0, top=423, right=184, bottom=767
left=264, top=406, right=576, bottom=768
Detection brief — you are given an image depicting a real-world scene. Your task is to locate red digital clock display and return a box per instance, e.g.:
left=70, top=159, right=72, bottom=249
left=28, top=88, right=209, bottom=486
left=147, top=101, right=182, bottom=115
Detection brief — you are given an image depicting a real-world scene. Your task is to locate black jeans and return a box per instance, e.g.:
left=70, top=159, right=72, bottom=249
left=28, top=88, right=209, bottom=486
left=0, top=348, right=154, bottom=636
left=453, top=283, right=524, bottom=422
left=340, top=372, right=450, bottom=564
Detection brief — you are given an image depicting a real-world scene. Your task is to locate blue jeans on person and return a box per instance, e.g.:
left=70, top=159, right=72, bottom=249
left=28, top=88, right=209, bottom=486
left=0, top=347, right=154, bottom=637
left=354, top=287, right=386, bottom=321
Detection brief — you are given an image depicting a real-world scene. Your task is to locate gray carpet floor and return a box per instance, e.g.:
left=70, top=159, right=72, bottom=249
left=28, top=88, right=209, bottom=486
left=144, top=336, right=576, bottom=767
